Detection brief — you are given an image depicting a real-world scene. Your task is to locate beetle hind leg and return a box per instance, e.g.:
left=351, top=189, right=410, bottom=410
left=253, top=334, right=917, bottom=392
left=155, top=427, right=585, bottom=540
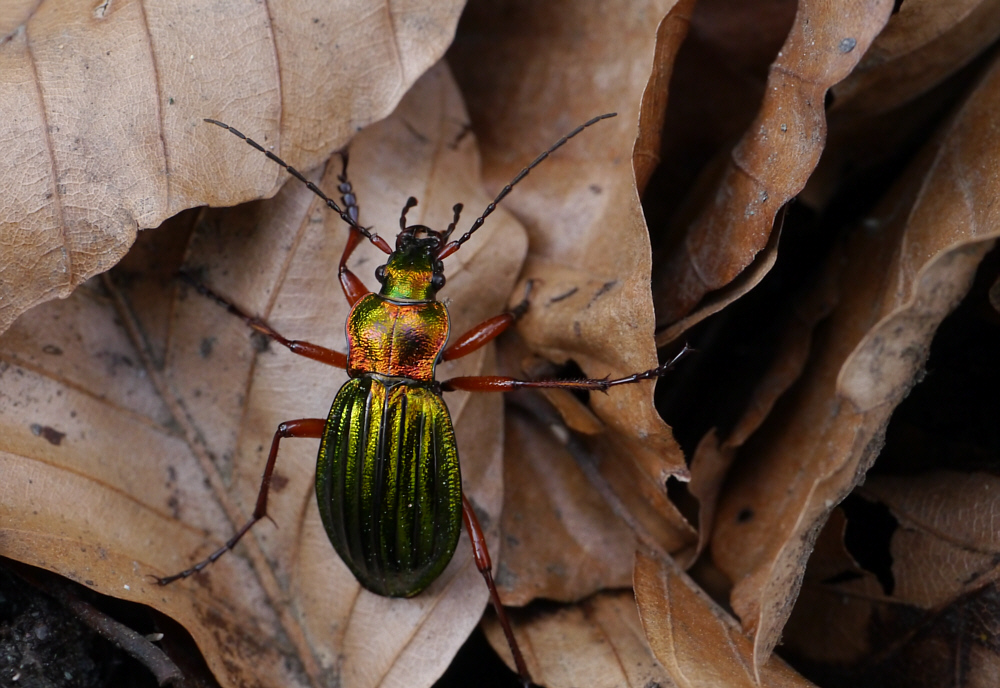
left=462, top=495, right=534, bottom=687
left=157, top=418, right=326, bottom=585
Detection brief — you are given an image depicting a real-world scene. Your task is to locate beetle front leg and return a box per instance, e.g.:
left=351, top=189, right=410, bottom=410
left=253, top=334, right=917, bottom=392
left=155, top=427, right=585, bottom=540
left=157, top=418, right=326, bottom=584
left=180, top=274, right=349, bottom=368
left=462, top=495, right=533, bottom=688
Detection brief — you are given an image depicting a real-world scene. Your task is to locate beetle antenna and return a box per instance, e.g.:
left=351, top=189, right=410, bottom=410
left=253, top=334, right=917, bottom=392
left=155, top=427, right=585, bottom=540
left=437, top=112, right=616, bottom=259
left=399, top=197, right=419, bottom=231
left=204, top=119, right=391, bottom=254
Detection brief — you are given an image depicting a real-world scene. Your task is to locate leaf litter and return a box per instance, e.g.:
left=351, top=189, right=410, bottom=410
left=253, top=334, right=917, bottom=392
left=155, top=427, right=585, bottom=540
left=3, top=0, right=1000, bottom=687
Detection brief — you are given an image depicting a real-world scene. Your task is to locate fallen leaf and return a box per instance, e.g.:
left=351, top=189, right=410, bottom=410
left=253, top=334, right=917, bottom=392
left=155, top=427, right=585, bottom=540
left=449, top=0, right=696, bottom=605
left=861, top=472, right=1000, bottom=609
left=710, top=46, right=1000, bottom=673
left=0, top=63, right=528, bottom=688
left=0, top=0, right=463, bottom=334
left=495, top=399, right=637, bottom=605
left=484, top=590, right=678, bottom=688
left=784, top=476, right=1000, bottom=685
left=830, top=0, right=1000, bottom=119
left=635, top=550, right=817, bottom=687
left=654, top=0, right=894, bottom=325
left=780, top=508, right=882, bottom=666
left=687, top=258, right=839, bottom=562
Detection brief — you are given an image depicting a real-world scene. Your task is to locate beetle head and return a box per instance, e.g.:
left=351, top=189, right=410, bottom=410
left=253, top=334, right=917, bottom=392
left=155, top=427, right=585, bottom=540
left=376, top=231, right=446, bottom=301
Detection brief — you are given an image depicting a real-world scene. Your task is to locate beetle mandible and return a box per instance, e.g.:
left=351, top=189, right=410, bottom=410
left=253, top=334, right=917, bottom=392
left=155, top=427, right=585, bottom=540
left=161, top=114, right=689, bottom=687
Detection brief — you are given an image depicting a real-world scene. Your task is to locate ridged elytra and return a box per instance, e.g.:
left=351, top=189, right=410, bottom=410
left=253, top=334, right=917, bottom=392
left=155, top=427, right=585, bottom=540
left=160, top=113, right=691, bottom=687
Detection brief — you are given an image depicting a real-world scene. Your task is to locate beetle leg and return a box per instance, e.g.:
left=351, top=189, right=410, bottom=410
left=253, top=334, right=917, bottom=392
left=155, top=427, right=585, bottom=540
left=441, top=344, right=692, bottom=393
left=335, top=153, right=373, bottom=306
left=441, top=281, right=533, bottom=362
left=462, top=495, right=533, bottom=688
left=157, top=418, right=327, bottom=585
left=180, top=274, right=348, bottom=368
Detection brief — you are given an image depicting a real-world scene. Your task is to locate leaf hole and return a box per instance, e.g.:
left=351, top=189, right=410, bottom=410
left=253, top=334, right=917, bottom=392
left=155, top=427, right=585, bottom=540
left=840, top=494, right=898, bottom=595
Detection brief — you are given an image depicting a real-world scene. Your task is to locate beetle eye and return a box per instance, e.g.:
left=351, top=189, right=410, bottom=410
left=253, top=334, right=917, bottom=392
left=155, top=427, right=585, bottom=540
left=375, top=265, right=386, bottom=283
left=431, top=273, right=446, bottom=290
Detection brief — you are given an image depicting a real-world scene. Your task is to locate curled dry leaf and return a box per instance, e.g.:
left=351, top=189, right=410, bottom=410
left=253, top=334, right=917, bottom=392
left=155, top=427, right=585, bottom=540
left=634, top=551, right=816, bottom=688
left=686, top=261, right=839, bottom=563
left=654, top=0, right=893, bottom=326
left=785, top=476, right=1000, bottom=684
left=709, top=48, right=1000, bottom=674
left=0, top=64, right=529, bottom=688
left=860, top=472, right=1000, bottom=609
left=496, top=399, right=638, bottom=605
left=0, top=0, right=463, bottom=335
left=450, top=0, right=696, bottom=605
left=780, top=508, right=882, bottom=666
left=484, top=590, right=677, bottom=688
left=831, top=0, right=1000, bottom=119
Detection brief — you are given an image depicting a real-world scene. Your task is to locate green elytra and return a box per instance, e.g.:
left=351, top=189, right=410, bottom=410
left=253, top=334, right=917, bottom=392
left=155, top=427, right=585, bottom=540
left=166, top=113, right=691, bottom=686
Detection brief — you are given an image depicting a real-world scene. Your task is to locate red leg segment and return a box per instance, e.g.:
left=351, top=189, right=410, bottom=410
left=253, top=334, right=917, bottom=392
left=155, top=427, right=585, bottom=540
left=158, top=418, right=327, bottom=584
left=339, top=231, right=370, bottom=306
left=462, top=495, right=533, bottom=687
left=181, top=276, right=348, bottom=368
left=441, top=282, right=532, bottom=362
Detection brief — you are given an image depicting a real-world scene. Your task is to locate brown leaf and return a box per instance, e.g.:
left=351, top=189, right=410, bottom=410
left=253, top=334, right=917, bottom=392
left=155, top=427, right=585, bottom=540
left=655, top=0, right=894, bottom=325
left=780, top=509, right=882, bottom=666
left=635, top=550, right=816, bottom=687
left=687, top=259, right=839, bottom=563
left=709, top=47, right=1000, bottom=673
left=785, top=485, right=1000, bottom=685
left=449, top=0, right=696, bottom=603
left=0, top=63, right=528, bottom=688
left=831, top=0, right=1000, bottom=119
left=496, top=399, right=638, bottom=605
left=484, top=590, right=677, bottom=688
left=0, top=0, right=463, bottom=335
left=861, top=472, right=1000, bottom=609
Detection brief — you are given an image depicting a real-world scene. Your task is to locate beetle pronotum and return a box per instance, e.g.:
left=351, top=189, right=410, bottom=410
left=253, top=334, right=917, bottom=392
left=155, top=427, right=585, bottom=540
left=162, top=114, right=688, bottom=687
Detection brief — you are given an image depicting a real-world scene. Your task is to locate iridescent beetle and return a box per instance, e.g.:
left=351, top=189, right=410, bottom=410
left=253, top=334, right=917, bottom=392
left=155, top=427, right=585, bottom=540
left=161, top=115, right=689, bottom=686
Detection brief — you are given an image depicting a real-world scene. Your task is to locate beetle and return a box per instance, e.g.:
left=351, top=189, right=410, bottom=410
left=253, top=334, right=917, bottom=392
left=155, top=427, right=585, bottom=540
left=161, top=114, right=689, bottom=686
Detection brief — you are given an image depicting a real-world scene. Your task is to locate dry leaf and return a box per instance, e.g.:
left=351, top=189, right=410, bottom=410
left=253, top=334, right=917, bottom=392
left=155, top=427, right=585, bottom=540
left=0, top=0, right=463, bottom=335
left=449, top=0, right=696, bottom=606
left=0, top=63, right=528, bottom=688
left=831, top=0, right=1000, bottom=119
left=496, top=399, right=637, bottom=605
left=687, top=261, right=839, bottom=563
left=484, top=590, right=677, bottom=688
left=780, top=508, right=882, bottom=666
left=784, top=475, right=1000, bottom=685
left=861, top=472, right=1000, bottom=609
left=635, top=550, right=816, bottom=688
left=709, top=47, right=1000, bottom=674
left=654, top=0, right=893, bottom=325
left=7, top=2, right=1000, bottom=687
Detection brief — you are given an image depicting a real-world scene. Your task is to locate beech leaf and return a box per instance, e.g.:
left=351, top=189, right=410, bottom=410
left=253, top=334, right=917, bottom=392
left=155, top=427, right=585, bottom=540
left=0, top=0, right=463, bottom=334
